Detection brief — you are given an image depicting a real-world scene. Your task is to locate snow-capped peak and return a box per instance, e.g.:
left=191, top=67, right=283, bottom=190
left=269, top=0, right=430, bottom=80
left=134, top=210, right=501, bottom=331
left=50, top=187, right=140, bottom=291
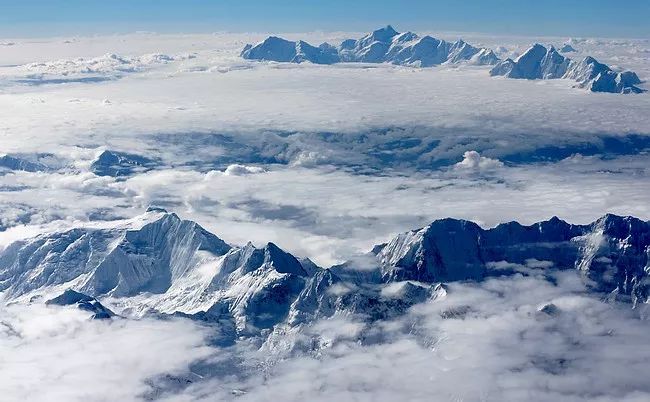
left=243, top=25, right=499, bottom=67
left=491, top=43, right=644, bottom=93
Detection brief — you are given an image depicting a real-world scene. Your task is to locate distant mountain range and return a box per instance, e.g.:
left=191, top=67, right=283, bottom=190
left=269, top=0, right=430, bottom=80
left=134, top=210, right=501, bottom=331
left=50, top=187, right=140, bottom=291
left=1, top=208, right=648, bottom=342
left=241, top=25, right=498, bottom=67
left=241, top=25, right=644, bottom=94
left=490, top=44, right=644, bottom=94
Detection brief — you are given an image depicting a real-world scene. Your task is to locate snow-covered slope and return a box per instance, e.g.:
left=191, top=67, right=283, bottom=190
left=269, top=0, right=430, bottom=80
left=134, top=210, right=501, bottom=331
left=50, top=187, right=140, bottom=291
left=242, top=25, right=498, bottom=67
left=90, top=150, right=158, bottom=177
left=0, top=207, right=231, bottom=301
left=1, top=210, right=648, bottom=341
left=373, top=214, right=650, bottom=305
left=0, top=208, right=437, bottom=336
left=240, top=36, right=340, bottom=64
left=242, top=28, right=642, bottom=94
left=0, top=154, right=50, bottom=173
left=490, top=44, right=644, bottom=93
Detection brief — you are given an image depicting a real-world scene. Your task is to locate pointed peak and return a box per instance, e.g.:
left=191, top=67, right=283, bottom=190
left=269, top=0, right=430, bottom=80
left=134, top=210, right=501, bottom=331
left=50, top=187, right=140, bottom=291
left=382, top=25, right=398, bottom=34
left=546, top=45, right=562, bottom=56
left=596, top=213, right=626, bottom=223
left=142, top=207, right=180, bottom=223
left=46, top=289, right=93, bottom=305
left=582, top=55, right=598, bottom=64
left=519, top=43, right=547, bottom=56
left=263, top=242, right=308, bottom=276
left=593, top=214, right=647, bottom=234
left=546, top=216, right=563, bottom=223
left=145, top=206, right=168, bottom=214
left=367, top=25, right=399, bottom=41
left=424, top=217, right=483, bottom=235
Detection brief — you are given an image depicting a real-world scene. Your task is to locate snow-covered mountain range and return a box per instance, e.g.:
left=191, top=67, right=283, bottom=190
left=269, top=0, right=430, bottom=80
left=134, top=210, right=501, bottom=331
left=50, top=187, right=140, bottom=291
left=490, top=43, right=644, bottom=93
left=241, top=26, right=644, bottom=94
left=241, top=25, right=499, bottom=67
left=1, top=208, right=648, bottom=341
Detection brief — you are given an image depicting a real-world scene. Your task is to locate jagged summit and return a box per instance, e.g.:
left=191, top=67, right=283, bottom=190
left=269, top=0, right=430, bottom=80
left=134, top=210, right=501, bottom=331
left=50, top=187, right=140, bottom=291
left=242, top=26, right=498, bottom=67
left=1, top=210, right=649, bottom=341
left=91, top=149, right=158, bottom=177
left=490, top=43, right=644, bottom=94
left=46, top=289, right=115, bottom=319
left=240, top=36, right=339, bottom=64
left=362, top=25, right=399, bottom=45
left=373, top=213, right=650, bottom=305
left=560, top=43, right=577, bottom=53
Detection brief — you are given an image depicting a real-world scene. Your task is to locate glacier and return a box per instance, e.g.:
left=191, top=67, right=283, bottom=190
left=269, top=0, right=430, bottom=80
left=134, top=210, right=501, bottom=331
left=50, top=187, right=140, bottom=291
left=241, top=25, right=499, bottom=67
left=490, top=43, right=645, bottom=93
left=2, top=208, right=649, bottom=343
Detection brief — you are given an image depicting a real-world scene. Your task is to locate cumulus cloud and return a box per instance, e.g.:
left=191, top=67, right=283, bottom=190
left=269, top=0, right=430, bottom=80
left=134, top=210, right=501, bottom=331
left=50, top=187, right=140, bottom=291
left=290, top=151, right=330, bottom=167
left=222, top=164, right=266, bottom=176
left=455, top=150, right=504, bottom=170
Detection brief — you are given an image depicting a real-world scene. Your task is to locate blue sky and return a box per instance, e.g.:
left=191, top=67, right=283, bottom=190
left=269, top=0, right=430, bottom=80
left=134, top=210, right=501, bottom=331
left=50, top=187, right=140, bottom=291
left=0, top=0, right=649, bottom=38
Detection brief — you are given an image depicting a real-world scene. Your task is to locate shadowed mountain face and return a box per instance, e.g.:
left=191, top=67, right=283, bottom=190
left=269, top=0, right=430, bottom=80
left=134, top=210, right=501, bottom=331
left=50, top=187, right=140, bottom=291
left=1, top=209, right=649, bottom=340
left=373, top=215, right=650, bottom=305
left=46, top=289, right=115, bottom=319
left=90, top=150, right=159, bottom=177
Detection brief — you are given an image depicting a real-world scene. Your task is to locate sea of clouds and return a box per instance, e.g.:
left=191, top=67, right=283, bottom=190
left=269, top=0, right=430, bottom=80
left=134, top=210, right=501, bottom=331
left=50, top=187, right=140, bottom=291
left=0, top=29, right=649, bottom=401
left=2, top=270, right=649, bottom=401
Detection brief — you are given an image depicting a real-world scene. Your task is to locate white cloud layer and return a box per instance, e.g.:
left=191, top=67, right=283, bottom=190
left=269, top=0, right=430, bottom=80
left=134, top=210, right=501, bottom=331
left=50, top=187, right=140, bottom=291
left=2, top=272, right=649, bottom=402
left=0, top=304, right=214, bottom=402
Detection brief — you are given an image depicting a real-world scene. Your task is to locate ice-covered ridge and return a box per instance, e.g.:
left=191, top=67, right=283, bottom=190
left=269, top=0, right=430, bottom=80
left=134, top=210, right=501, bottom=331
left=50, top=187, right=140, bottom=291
left=1, top=210, right=649, bottom=340
left=490, top=43, right=644, bottom=93
left=241, top=25, right=498, bottom=67
left=241, top=27, right=642, bottom=94
left=374, top=214, right=650, bottom=305
left=240, top=37, right=340, bottom=65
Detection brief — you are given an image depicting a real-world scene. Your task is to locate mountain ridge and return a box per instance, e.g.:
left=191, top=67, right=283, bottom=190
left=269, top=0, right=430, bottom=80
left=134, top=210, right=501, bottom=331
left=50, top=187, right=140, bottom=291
left=241, top=26, right=644, bottom=94
left=490, top=43, right=644, bottom=93
left=1, top=209, right=648, bottom=339
left=241, top=25, right=498, bottom=67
